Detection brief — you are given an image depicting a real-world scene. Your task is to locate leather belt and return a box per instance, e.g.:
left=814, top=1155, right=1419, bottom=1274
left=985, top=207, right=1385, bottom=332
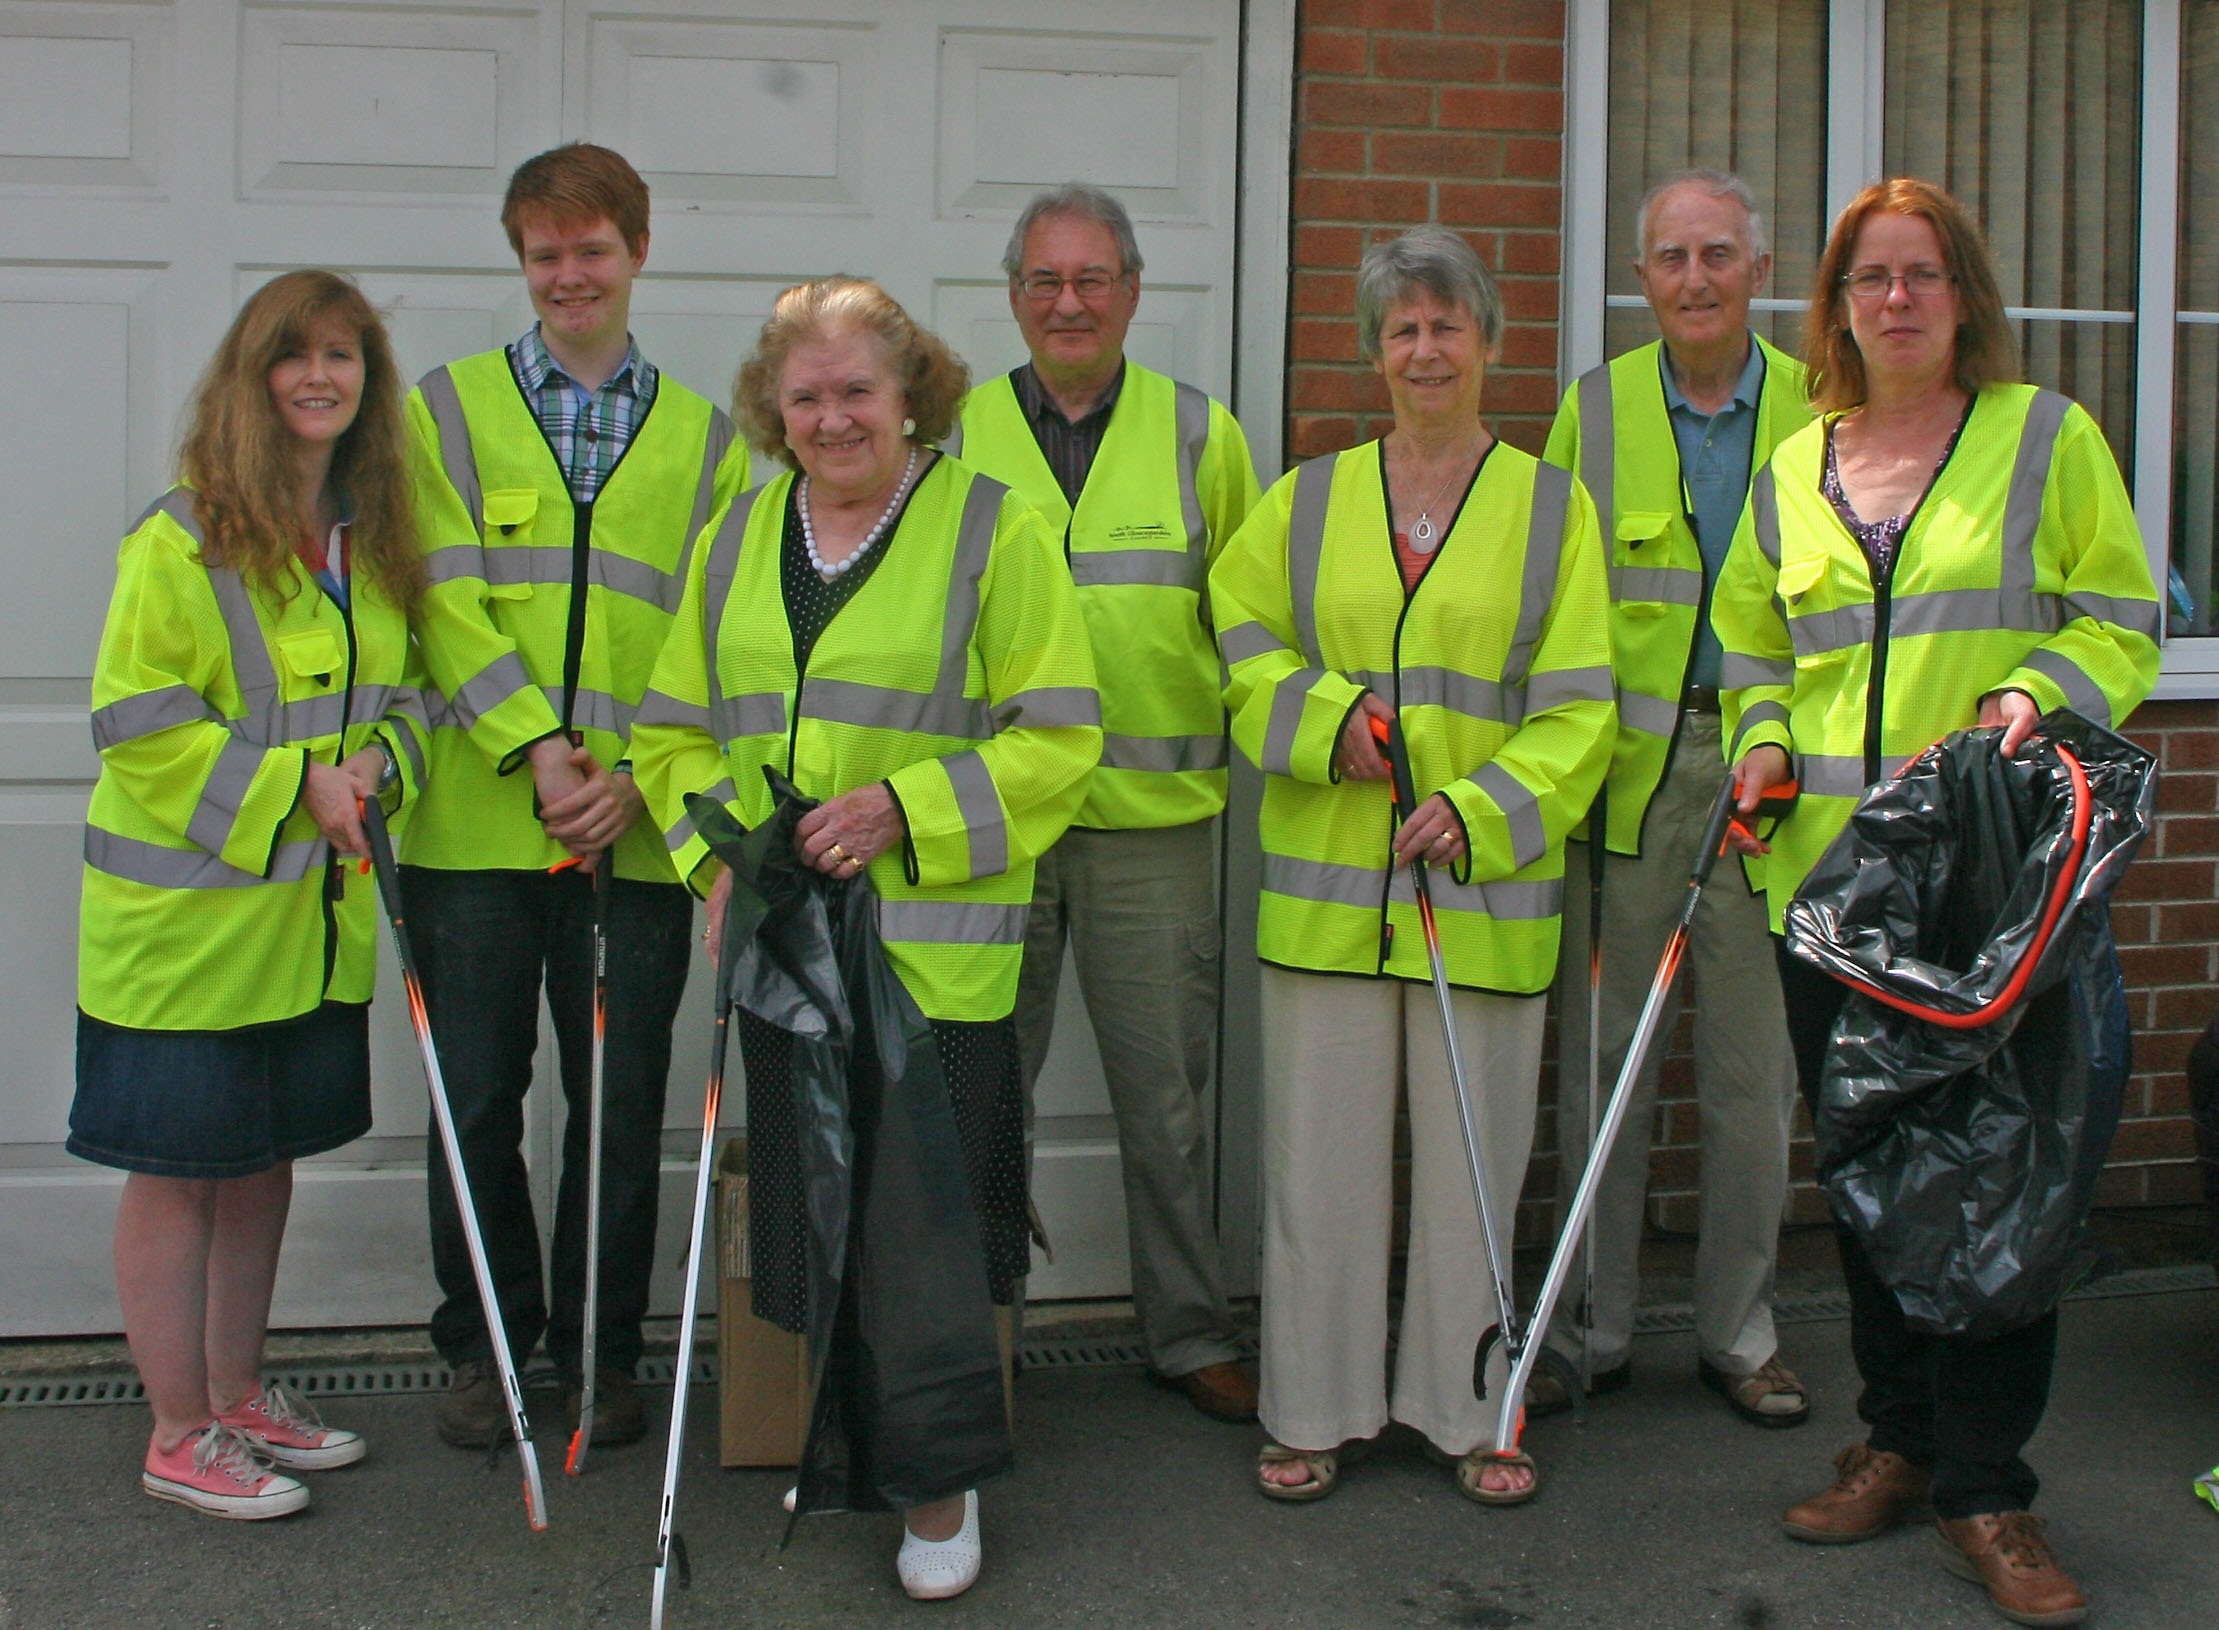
left=1682, top=684, right=1723, bottom=715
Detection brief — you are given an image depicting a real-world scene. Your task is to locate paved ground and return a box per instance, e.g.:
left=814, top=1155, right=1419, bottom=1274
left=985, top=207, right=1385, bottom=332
left=2, top=1285, right=2213, bottom=1629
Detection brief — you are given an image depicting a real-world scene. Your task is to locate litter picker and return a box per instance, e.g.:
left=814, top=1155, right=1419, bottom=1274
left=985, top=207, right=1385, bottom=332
left=650, top=883, right=737, bottom=1629
left=1576, top=792, right=1605, bottom=1392
left=564, top=854, right=609, bottom=1477
left=1367, top=715, right=1584, bottom=1445
left=359, top=796, right=550, bottom=1533
left=1479, top=763, right=1796, bottom=1471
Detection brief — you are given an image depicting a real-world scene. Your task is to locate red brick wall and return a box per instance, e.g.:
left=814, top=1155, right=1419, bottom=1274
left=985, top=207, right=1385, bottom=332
left=1287, top=0, right=1566, bottom=466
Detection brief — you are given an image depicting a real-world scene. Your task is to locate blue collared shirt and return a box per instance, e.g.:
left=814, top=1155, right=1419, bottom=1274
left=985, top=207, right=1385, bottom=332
left=507, top=324, right=658, bottom=505
left=1661, top=338, right=1765, bottom=688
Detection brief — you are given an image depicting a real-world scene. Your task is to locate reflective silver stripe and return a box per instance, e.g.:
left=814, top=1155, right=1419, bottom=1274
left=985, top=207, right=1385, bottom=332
left=1797, top=753, right=1872, bottom=797
left=86, top=824, right=327, bottom=890
left=2064, top=591, right=2162, bottom=640
left=271, top=691, right=353, bottom=742
left=1729, top=699, right=1791, bottom=755
left=1466, top=760, right=1546, bottom=871
left=422, top=544, right=490, bottom=587
left=1613, top=564, right=1702, bottom=606
left=805, top=677, right=990, bottom=741
left=1576, top=366, right=1615, bottom=536
left=1071, top=549, right=1197, bottom=590
left=92, top=684, right=217, bottom=749
left=1892, top=586, right=2059, bottom=640
left=1262, top=670, right=1326, bottom=776
left=1719, top=653, right=1794, bottom=690
left=1615, top=689, right=1681, bottom=736
left=632, top=687, right=711, bottom=734
left=2001, top=389, right=2071, bottom=621
left=1389, top=868, right=1562, bottom=919
left=666, top=776, right=738, bottom=854
left=443, top=651, right=537, bottom=732
left=386, top=688, right=430, bottom=783
left=419, top=365, right=484, bottom=537
left=939, top=475, right=1004, bottom=695
left=135, top=486, right=203, bottom=540
left=1527, top=664, right=1616, bottom=711
left=689, top=410, right=738, bottom=556
left=1287, top=454, right=1336, bottom=665
left=877, top=897, right=1028, bottom=945
left=1100, top=731, right=1228, bottom=773
left=1391, top=665, right=1522, bottom=724
left=184, top=737, right=276, bottom=855
left=943, top=749, right=1008, bottom=878
left=432, top=542, right=681, bottom=613
left=2017, top=646, right=2111, bottom=727
left=1219, top=621, right=1290, bottom=666
left=540, top=685, right=632, bottom=740
left=992, top=685, right=1101, bottom=731
left=1750, top=465, right=1781, bottom=566
left=1505, top=463, right=1573, bottom=686
left=1263, top=852, right=1383, bottom=908
left=702, top=484, right=774, bottom=743
left=1789, top=602, right=1875, bottom=658
left=207, top=565, right=282, bottom=743
left=711, top=691, right=788, bottom=743
left=1175, top=381, right=1211, bottom=563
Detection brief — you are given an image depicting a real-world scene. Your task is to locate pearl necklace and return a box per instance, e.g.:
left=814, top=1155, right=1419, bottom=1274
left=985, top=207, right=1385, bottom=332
left=801, top=448, right=920, bottom=580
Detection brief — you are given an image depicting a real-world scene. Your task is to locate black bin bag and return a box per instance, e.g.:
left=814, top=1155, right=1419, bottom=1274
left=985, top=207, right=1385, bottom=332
left=689, top=772, right=1011, bottom=1521
left=1783, top=711, right=2157, bottom=1340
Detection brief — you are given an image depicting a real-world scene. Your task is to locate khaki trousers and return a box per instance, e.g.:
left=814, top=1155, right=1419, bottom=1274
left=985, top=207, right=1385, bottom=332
left=1258, top=964, right=1545, bottom=1455
left=1549, top=712, right=1797, bottom=1376
left=1014, top=820, right=1240, bottom=1376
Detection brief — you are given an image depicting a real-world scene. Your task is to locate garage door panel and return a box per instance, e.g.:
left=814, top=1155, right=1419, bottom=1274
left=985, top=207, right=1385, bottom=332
left=324, top=269, right=524, bottom=393
left=0, top=1, right=171, bottom=192
left=628, top=278, right=788, bottom=417
left=238, top=1, right=559, bottom=202
left=0, top=818, right=85, bottom=1146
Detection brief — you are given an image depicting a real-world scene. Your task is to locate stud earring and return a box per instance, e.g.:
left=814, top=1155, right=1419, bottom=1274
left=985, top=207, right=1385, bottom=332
left=901, top=417, right=916, bottom=438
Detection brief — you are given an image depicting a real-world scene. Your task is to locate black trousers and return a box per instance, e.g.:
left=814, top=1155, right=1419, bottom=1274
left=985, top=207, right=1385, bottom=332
left=402, top=865, right=693, bottom=1375
left=1775, top=940, right=2056, bottom=1517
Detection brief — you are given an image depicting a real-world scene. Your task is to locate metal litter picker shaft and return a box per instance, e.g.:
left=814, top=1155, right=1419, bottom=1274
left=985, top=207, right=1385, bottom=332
left=1488, top=770, right=1796, bottom=1461
left=566, top=856, right=608, bottom=1478
left=359, top=797, right=549, bottom=1532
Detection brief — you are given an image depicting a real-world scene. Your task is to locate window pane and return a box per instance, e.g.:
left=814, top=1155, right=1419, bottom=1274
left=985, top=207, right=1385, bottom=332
left=1883, top=0, right=2143, bottom=468
left=2174, top=2, right=2219, bottom=634
left=1603, top=0, right=1828, bottom=361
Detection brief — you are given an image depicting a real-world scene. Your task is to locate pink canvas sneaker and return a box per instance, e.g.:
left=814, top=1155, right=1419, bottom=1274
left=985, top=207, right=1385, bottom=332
left=142, top=1422, right=309, bottom=1519
left=219, top=1382, right=366, bottom=1470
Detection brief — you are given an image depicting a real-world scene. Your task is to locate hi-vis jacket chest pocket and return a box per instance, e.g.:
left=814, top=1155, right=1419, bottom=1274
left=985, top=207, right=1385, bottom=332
left=481, top=490, right=540, bottom=599
left=1613, top=511, right=1688, bottom=619
left=275, top=629, right=344, bottom=686
left=1613, top=511, right=1675, bottom=564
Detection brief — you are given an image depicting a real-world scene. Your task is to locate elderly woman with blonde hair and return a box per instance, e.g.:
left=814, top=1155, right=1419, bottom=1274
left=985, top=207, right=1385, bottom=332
left=628, top=275, right=1099, bottom=1601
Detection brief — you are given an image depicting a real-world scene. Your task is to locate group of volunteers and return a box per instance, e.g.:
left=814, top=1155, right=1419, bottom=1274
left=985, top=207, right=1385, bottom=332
left=68, top=136, right=2158, bottom=1625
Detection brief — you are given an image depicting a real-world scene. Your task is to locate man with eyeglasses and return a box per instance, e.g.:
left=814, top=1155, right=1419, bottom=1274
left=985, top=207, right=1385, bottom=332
left=948, top=183, right=1262, bottom=1423
left=1535, top=169, right=1814, bottom=1428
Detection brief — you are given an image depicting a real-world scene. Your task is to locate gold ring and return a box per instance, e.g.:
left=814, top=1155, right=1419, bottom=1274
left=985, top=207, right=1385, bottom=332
left=829, top=842, right=850, bottom=862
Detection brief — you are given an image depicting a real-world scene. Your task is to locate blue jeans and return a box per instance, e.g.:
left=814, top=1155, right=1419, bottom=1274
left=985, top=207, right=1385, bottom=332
left=401, top=865, right=692, bottom=1375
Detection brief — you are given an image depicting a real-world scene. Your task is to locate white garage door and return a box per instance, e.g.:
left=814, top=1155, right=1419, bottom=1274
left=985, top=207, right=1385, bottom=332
left=0, top=0, right=1257, bottom=1335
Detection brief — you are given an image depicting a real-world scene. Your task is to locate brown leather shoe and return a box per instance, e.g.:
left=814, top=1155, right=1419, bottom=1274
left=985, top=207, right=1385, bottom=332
left=1152, top=1361, right=1258, bottom=1423
left=436, top=1357, right=510, bottom=1450
left=1936, top=1512, right=2087, bottom=1627
left=563, top=1366, right=645, bottom=1447
left=1780, top=1442, right=1931, bottom=1543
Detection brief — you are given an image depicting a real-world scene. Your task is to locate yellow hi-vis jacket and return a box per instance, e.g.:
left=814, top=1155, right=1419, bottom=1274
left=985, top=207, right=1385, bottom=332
left=80, top=489, right=432, bottom=1031
left=628, top=456, right=1102, bottom=1022
left=1210, top=440, right=1616, bottom=994
left=401, top=348, right=749, bottom=880
left=1544, top=336, right=1811, bottom=854
left=950, top=363, right=1260, bottom=828
left=1714, top=384, right=2161, bottom=933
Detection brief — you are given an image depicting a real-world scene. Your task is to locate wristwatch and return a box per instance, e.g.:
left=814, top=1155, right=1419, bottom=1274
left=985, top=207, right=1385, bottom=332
left=375, top=740, right=401, bottom=792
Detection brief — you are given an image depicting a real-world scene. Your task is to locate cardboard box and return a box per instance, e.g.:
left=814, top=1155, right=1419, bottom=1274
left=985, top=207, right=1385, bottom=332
left=716, top=1138, right=811, bottom=1468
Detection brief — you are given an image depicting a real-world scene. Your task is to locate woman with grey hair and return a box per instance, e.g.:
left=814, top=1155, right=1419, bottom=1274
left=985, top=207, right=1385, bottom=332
left=1210, top=226, right=1614, bottom=1506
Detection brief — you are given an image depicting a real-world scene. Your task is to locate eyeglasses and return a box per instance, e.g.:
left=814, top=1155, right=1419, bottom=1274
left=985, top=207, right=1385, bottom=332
left=1841, top=265, right=1954, bottom=301
left=1015, top=271, right=1125, bottom=302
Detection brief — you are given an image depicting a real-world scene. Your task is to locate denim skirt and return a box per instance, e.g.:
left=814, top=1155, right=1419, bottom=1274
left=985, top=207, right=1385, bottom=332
left=69, top=1000, right=372, bottom=1178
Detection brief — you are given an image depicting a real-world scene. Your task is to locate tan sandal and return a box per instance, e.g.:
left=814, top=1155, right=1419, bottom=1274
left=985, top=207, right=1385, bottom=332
left=1454, top=1446, right=1539, bottom=1507
left=1256, top=1441, right=1338, bottom=1503
left=1700, top=1355, right=1810, bottom=1428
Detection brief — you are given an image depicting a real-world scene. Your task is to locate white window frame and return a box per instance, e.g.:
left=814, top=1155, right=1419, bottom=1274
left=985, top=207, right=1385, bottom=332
left=1563, top=0, right=2211, bottom=696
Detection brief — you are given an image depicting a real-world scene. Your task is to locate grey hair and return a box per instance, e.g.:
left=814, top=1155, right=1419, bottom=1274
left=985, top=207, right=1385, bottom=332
left=1001, top=184, right=1145, bottom=279
left=1633, top=169, right=1769, bottom=262
left=1354, top=227, right=1503, bottom=361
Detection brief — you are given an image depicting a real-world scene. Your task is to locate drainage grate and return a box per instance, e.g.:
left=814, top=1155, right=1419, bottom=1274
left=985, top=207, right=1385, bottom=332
left=3, top=1265, right=2205, bottom=1409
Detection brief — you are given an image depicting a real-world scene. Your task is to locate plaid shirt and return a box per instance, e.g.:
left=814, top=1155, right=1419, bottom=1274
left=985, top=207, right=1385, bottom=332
left=507, top=324, right=659, bottom=505
left=1013, top=360, right=1125, bottom=507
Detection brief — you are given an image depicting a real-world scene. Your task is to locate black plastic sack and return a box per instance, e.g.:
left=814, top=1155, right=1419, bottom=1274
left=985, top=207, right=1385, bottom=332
left=689, top=773, right=1011, bottom=1519
left=1783, top=711, right=2157, bottom=1340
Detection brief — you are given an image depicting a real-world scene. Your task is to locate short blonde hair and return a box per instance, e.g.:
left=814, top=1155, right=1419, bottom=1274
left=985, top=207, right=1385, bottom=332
left=734, top=277, right=970, bottom=468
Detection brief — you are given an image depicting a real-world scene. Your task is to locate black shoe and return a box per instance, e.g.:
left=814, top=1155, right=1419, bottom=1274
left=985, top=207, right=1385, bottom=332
left=1526, top=1357, right=1632, bottom=1419
left=436, top=1357, right=511, bottom=1450
left=563, top=1366, right=645, bottom=1447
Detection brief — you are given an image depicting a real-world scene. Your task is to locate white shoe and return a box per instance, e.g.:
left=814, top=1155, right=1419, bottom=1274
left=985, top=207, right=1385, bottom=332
left=896, top=1489, right=980, bottom=1602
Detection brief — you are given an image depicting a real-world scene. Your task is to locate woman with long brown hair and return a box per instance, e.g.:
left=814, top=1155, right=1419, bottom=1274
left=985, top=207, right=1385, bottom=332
left=71, top=270, right=430, bottom=1519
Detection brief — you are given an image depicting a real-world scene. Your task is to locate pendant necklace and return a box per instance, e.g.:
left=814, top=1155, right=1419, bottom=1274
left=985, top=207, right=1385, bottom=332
left=1399, top=445, right=1477, bottom=554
